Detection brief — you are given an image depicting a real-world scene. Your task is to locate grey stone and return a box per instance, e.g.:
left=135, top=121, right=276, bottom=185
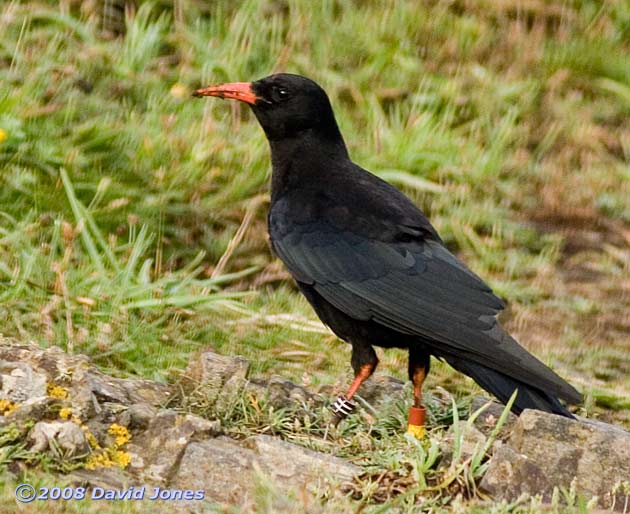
left=120, top=377, right=172, bottom=406
left=0, top=396, right=52, bottom=430
left=86, top=370, right=130, bottom=404
left=126, top=410, right=220, bottom=485
left=480, top=409, right=630, bottom=510
left=127, top=403, right=158, bottom=429
left=265, top=375, right=324, bottom=410
left=182, top=413, right=221, bottom=437
left=248, top=434, right=360, bottom=484
left=170, top=438, right=255, bottom=504
left=0, top=340, right=170, bottom=423
left=480, top=441, right=550, bottom=498
left=28, top=421, right=89, bottom=457
left=170, top=435, right=360, bottom=506
left=0, top=361, right=48, bottom=403
left=69, top=467, right=136, bottom=490
left=84, top=370, right=171, bottom=408
left=356, top=375, right=406, bottom=406
left=184, top=350, right=250, bottom=411
left=64, top=365, right=100, bottom=419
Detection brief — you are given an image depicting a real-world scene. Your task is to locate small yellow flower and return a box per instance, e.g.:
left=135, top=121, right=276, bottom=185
left=111, top=450, right=131, bottom=468
left=0, top=128, right=7, bottom=144
left=47, top=384, right=68, bottom=399
left=85, top=451, right=112, bottom=470
left=108, top=423, right=131, bottom=447
left=84, top=430, right=101, bottom=450
left=170, top=83, right=188, bottom=99
left=0, top=399, right=18, bottom=416
left=85, top=448, right=130, bottom=470
left=83, top=425, right=132, bottom=470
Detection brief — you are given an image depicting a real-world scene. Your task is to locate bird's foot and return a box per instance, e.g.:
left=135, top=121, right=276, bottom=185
left=331, top=395, right=356, bottom=425
left=407, top=405, right=426, bottom=439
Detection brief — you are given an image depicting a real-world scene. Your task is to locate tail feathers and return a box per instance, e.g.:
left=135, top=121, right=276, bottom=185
left=446, top=357, right=575, bottom=418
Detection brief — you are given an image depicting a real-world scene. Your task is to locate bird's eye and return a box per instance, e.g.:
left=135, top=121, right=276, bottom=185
left=273, top=87, right=290, bottom=102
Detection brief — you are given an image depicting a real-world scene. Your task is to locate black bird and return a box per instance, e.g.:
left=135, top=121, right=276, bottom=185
left=194, top=74, right=581, bottom=433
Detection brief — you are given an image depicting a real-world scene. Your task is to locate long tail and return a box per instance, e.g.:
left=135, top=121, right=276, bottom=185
left=445, top=356, right=575, bottom=418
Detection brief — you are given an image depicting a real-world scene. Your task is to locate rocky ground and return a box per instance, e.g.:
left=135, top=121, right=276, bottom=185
left=1, top=337, right=629, bottom=513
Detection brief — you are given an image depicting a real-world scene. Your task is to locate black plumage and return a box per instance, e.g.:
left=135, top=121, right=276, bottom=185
left=194, top=73, right=581, bottom=419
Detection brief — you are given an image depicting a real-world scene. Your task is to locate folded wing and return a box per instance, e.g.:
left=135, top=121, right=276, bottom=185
left=272, top=219, right=581, bottom=404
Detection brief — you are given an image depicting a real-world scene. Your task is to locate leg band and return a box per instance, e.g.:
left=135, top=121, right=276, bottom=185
left=331, top=395, right=355, bottom=419
left=407, top=405, right=426, bottom=438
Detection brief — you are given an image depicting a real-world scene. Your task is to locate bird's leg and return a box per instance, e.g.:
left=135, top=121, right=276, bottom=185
left=331, top=343, right=378, bottom=423
left=411, top=367, right=426, bottom=408
left=407, top=347, right=430, bottom=438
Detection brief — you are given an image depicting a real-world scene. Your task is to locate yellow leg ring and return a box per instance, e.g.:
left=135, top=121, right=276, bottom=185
left=407, top=423, right=425, bottom=438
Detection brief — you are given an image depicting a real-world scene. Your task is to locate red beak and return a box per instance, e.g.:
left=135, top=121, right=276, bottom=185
left=193, top=82, right=259, bottom=105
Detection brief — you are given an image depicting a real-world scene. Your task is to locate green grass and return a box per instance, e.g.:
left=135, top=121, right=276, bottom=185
left=1, top=0, right=629, bottom=511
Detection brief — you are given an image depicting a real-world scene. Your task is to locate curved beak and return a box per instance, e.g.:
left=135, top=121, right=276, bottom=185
left=193, top=82, right=259, bottom=105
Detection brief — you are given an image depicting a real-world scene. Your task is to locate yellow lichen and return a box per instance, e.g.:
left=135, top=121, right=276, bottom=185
left=59, top=407, right=72, bottom=419
left=47, top=383, right=68, bottom=399
left=0, top=399, right=18, bottom=416
left=108, top=423, right=131, bottom=447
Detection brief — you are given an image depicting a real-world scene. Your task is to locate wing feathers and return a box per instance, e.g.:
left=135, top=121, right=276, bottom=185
left=272, top=220, right=579, bottom=402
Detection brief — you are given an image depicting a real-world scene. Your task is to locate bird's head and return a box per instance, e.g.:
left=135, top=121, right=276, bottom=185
left=194, top=73, right=340, bottom=142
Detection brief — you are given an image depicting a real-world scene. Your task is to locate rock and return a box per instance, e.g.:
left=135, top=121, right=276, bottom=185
left=28, top=421, right=89, bottom=457
left=356, top=375, right=405, bottom=406
left=480, top=409, right=630, bottom=510
left=182, top=413, right=221, bottom=437
left=0, top=340, right=91, bottom=390
left=184, top=350, right=249, bottom=411
left=480, top=441, right=550, bottom=499
left=248, top=434, right=360, bottom=484
left=0, top=397, right=52, bottom=430
left=75, top=368, right=171, bottom=416
left=265, top=375, right=324, bottom=410
left=170, top=435, right=361, bottom=506
left=0, top=340, right=171, bottom=422
left=69, top=467, right=136, bottom=490
left=470, top=396, right=517, bottom=436
left=119, top=377, right=171, bottom=406
left=127, top=403, right=158, bottom=429
left=0, top=361, right=48, bottom=403
left=170, top=438, right=255, bottom=504
left=126, top=410, right=220, bottom=485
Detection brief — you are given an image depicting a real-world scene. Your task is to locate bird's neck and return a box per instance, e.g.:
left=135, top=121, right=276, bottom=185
left=268, top=129, right=349, bottom=202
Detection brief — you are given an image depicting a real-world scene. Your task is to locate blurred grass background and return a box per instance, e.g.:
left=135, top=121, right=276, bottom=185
left=0, top=0, right=629, bottom=428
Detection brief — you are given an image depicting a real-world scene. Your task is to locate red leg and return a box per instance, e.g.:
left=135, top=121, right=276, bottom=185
left=412, top=367, right=426, bottom=408
left=345, top=363, right=376, bottom=400
left=331, top=362, right=377, bottom=422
